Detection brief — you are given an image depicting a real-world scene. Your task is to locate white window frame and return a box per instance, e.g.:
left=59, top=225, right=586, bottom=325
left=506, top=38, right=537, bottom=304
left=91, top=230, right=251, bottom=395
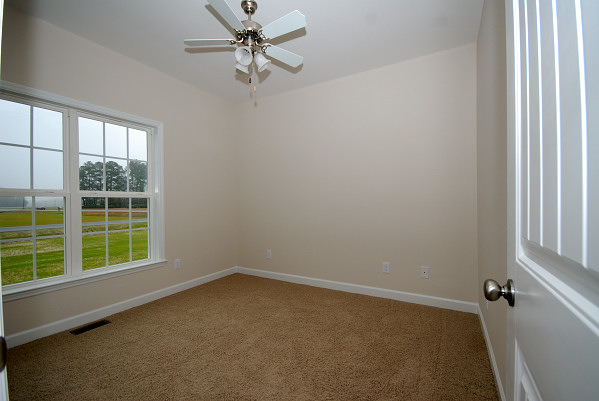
left=0, top=81, right=165, bottom=301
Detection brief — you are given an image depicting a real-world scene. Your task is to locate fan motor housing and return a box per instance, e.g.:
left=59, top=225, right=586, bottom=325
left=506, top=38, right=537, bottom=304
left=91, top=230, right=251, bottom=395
left=238, top=20, right=263, bottom=46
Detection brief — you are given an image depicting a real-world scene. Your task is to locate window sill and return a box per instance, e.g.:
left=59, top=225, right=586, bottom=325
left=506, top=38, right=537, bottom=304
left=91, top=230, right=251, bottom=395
left=2, top=260, right=168, bottom=302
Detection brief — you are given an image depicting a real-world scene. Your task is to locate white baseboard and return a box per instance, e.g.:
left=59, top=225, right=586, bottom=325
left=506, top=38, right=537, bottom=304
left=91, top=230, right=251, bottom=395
left=235, top=267, right=478, bottom=314
left=6, top=267, right=237, bottom=348
left=478, top=304, right=507, bottom=401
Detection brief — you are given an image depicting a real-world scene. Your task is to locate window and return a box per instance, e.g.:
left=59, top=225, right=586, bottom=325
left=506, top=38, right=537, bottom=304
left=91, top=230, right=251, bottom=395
left=78, top=116, right=150, bottom=271
left=0, top=84, right=164, bottom=297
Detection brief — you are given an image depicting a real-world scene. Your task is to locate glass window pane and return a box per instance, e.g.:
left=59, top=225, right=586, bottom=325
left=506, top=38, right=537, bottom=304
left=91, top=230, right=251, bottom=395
left=105, top=159, right=127, bottom=191
left=0, top=241, right=33, bottom=285
left=132, top=199, right=148, bottom=229
left=0, top=99, right=30, bottom=146
left=0, top=145, right=30, bottom=189
left=0, top=197, right=32, bottom=240
left=105, top=123, right=127, bottom=158
left=35, top=197, right=64, bottom=236
left=82, top=224, right=105, bottom=233
left=108, top=198, right=129, bottom=231
left=128, top=161, right=147, bottom=192
left=0, top=240, right=33, bottom=285
left=129, top=129, right=147, bottom=161
left=33, top=149, right=63, bottom=190
left=33, top=107, right=63, bottom=150
left=0, top=197, right=32, bottom=225
left=36, top=237, right=65, bottom=279
left=132, top=229, right=149, bottom=261
left=82, top=197, right=105, bottom=233
left=78, top=117, right=103, bottom=155
left=0, top=229, right=32, bottom=241
left=108, top=231, right=130, bottom=266
left=82, top=234, right=106, bottom=270
left=79, top=155, right=104, bottom=191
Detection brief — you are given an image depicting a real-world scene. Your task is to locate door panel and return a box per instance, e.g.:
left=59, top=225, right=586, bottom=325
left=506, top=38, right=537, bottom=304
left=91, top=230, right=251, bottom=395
left=514, top=265, right=598, bottom=400
left=507, top=0, right=599, bottom=399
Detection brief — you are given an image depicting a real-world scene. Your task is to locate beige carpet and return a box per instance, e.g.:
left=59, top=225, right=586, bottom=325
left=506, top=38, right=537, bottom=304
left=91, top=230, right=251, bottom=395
left=7, top=274, right=499, bottom=400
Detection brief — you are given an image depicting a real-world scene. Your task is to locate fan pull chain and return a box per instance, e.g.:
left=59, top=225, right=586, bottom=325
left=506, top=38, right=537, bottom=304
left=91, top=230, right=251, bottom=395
left=249, top=75, right=258, bottom=98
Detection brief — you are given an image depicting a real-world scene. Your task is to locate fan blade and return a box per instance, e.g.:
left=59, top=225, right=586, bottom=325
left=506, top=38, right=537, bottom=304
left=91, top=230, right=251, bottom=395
left=264, top=45, right=303, bottom=68
left=184, top=39, right=235, bottom=47
left=207, top=0, right=246, bottom=32
left=261, top=10, right=306, bottom=40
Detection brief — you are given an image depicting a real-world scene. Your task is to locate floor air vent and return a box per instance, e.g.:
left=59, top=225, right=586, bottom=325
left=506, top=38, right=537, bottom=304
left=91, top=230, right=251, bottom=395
left=70, top=319, right=111, bottom=335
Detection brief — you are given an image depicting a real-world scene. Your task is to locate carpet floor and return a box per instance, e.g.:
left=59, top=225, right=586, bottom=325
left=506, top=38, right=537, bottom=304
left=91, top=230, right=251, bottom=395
left=7, top=274, right=499, bottom=400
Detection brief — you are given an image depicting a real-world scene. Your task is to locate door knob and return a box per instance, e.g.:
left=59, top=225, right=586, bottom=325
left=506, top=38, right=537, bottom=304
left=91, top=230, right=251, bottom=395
left=484, top=279, right=516, bottom=307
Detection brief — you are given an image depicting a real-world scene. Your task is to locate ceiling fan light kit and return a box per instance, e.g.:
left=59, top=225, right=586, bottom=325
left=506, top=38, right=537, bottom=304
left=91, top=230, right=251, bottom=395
left=234, top=46, right=253, bottom=66
left=184, top=0, right=306, bottom=89
left=254, top=52, right=271, bottom=72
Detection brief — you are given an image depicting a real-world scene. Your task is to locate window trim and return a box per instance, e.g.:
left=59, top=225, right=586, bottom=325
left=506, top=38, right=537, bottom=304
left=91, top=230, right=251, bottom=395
left=0, top=81, right=166, bottom=301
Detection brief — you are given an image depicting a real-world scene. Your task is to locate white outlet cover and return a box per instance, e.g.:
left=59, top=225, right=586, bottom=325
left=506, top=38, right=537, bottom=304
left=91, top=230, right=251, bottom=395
left=420, top=266, right=429, bottom=279
left=382, top=262, right=390, bottom=273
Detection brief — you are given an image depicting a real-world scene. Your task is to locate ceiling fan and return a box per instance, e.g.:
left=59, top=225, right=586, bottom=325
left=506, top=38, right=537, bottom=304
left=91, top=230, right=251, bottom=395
left=184, top=0, right=306, bottom=75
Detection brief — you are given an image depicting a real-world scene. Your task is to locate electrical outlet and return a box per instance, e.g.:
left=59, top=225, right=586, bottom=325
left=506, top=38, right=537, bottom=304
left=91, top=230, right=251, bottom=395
left=382, top=261, right=390, bottom=274
left=174, top=258, right=181, bottom=269
left=266, top=249, right=272, bottom=259
left=419, top=266, right=429, bottom=279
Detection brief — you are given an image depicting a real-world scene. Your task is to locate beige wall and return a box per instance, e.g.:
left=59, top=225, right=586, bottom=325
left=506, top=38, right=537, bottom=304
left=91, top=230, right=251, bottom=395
left=477, top=0, right=508, bottom=394
left=237, top=44, right=479, bottom=302
left=1, top=6, right=239, bottom=335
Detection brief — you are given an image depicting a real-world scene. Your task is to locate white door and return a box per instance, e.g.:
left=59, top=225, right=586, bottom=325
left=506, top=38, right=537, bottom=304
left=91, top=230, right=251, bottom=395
left=505, top=0, right=599, bottom=400
left=0, top=2, right=9, bottom=399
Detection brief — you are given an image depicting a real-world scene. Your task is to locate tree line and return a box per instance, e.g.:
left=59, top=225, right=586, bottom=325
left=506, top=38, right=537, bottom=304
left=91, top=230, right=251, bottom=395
left=80, top=160, right=148, bottom=209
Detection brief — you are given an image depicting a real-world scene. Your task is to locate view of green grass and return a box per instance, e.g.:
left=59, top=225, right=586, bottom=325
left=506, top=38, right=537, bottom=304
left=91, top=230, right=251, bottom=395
left=0, top=210, right=149, bottom=286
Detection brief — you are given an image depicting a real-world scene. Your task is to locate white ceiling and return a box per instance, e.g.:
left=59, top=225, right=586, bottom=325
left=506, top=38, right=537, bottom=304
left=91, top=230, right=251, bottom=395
left=6, top=0, right=484, bottom=103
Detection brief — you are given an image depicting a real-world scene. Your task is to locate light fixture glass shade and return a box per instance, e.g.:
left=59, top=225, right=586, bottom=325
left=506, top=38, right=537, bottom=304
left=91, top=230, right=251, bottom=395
left=235, top=63, right=249, bottom=74
left=235, top=46, right=253, bottom=66
left=254, top=52, right=271, bottom=72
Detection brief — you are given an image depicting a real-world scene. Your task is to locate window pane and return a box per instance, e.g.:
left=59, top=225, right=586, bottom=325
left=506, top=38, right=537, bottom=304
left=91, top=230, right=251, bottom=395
left=36, top=237, right=65, bottom=279
left=33, top=107, right=63, bottom=150
left=0, top=240, right=33, bottom=285
left=108, top=231, right=130, bottom=265
left=0, top=197, right=32, bottom=225
left=82, top=197, right=105, bottom=233
left=82, top=233, right=106, bottom=270
left=0, top=196, right=66, bottom=285
left=132, top=229, right=149, bottom=261
left=128, top=160, right=147, bottom=192
left=105, top=159, right=127, bottom=191
left=105, top=123, right=127, bottom=158
left=0, top=145, right=30, bottom=189
left=34, top=149, right=63, bottom=189
left=0, top=229, right=32, bottom=241
left=0, top=99, right=30, bottom=146
left=129, top=129, right=147, bottom=161
left=132, top=199, right=148, bottom=229
left=108, top=198, right=129, bottom=231
left=79, top=155, right=104, bottom=191
left=78, top=117, right=103, bottom=155
left=35, top=197, right=65, bottom=236
left=0, top=197, right=32, bottom=240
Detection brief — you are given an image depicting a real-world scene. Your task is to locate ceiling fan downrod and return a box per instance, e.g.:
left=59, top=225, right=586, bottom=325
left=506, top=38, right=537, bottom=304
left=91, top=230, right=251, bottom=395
left=241, top=1, right=257, bottom=20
